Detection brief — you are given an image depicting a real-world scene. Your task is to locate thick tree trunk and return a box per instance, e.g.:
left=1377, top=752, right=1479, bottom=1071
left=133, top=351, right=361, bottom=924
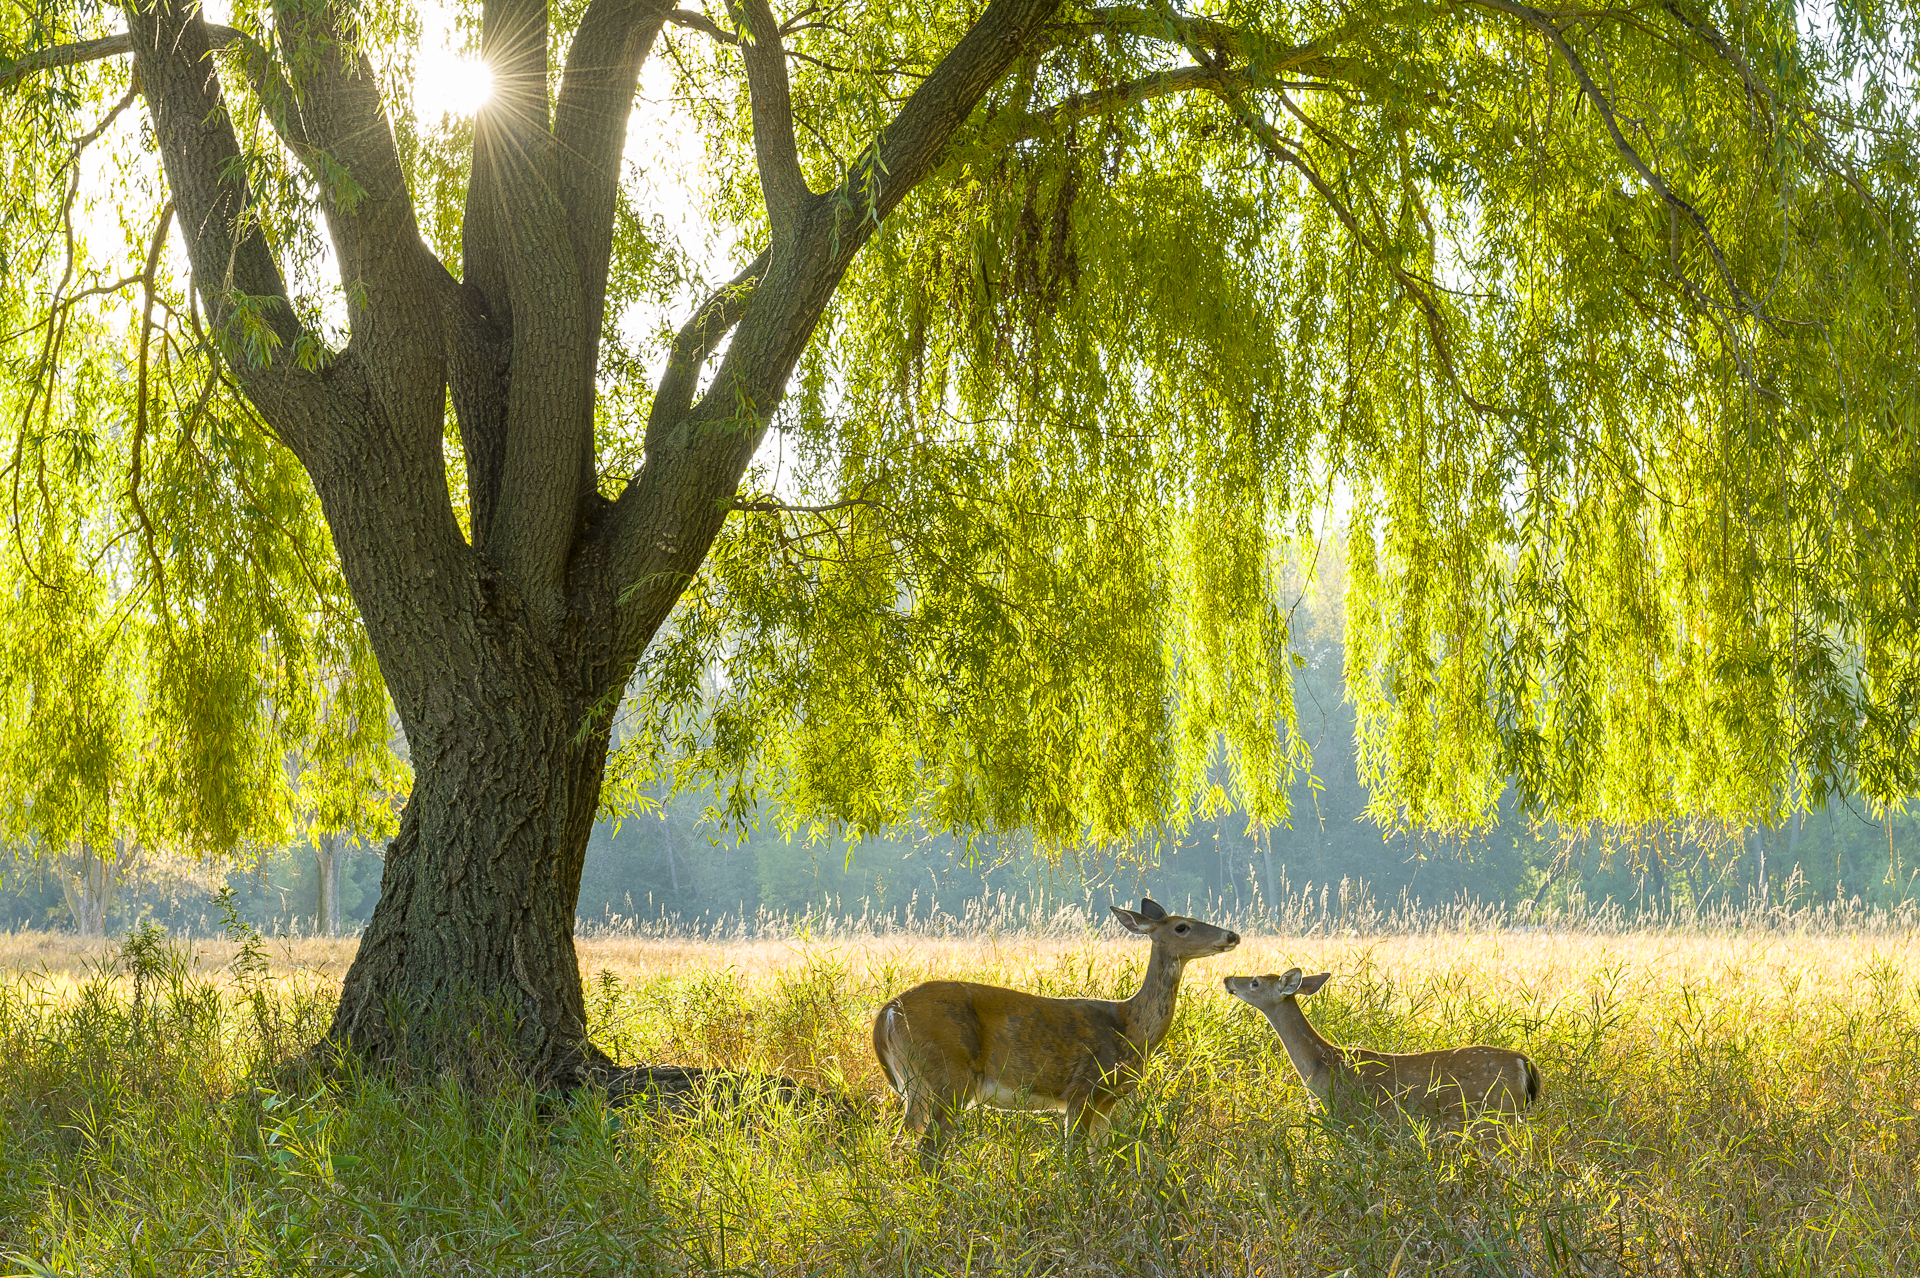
left=115, top=0, right=1067, bottom=1087
left=325, top=630, right=623, bottom=1085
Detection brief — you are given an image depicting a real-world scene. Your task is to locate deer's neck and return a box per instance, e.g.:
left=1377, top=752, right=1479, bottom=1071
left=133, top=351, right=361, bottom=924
left=1261, top=998, right=1342, bottom=1100
left=1121, top=943, right=1187, bottom=1052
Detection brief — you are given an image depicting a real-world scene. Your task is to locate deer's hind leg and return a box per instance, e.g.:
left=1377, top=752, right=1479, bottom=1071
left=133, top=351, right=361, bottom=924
left=898, top=1064, right=979, bottom=1172
left=903, top=1088, right=968, bottom=1170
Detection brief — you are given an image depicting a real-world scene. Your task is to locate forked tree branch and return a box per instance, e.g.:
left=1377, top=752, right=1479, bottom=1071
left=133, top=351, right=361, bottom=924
left=601, top=0, right=1067, bottom=657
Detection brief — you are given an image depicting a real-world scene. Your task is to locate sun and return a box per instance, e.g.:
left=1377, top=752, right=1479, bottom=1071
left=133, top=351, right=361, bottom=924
left=414, top=50, right=493, bottom=121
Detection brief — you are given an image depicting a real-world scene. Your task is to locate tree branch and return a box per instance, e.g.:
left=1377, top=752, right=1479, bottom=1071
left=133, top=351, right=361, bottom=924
left=728, top=493, right=874, bottom=514
left=556, top=0, right=675, bottom=373
left=666, top=8, right=739, bottom=44
left=0, top=24, right=248, bottom=89
left=1041, top=4, right=1384, bottom=73
left=599, top=0, right=1066, bottom=660
left=463, top=0, right=553, bottom=319
left=458, top=0, right=608, bottom=619
left=831, top=0, right=1064, bottom=242
left=728, top=0, right=813, bottom=239
left=1009, top=64, right=1250, bottom=139
left=267, top=0, right=445, bottom=428
left=644, top=249, right=770, bottom=452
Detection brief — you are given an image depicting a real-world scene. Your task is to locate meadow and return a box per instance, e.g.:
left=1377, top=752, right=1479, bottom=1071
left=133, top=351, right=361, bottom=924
left=0, top=907, right=1914, bottom=1276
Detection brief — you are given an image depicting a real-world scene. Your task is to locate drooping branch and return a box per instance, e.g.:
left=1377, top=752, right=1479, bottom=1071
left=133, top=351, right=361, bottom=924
left=129, top=201, right=177, bottom=594
left=123, top=0, right=324, bottom=452
left=1179, top=35, right=1506, bottom=416
left=1470, top=0, right=1775, bottom=329
left=0, top=24, right=243, bottom=90
left=728, top=0, right=813, bottom=240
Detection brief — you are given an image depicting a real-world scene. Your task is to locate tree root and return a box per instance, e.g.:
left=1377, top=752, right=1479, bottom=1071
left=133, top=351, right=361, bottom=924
left=593, top=1062, right=862, bottom=1120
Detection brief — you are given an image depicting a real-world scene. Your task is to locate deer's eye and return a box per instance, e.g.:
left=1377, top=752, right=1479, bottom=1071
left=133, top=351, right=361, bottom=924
left=1249, top=980, right=1260, bottom=988
left=1175, top=924, right=1190, bottom=935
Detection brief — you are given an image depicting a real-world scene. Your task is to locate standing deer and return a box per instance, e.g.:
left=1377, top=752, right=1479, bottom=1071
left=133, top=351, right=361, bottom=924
left=873, top=897, right=1240, bottom=1167
left=1224, top=969, right=1540, bottom=1127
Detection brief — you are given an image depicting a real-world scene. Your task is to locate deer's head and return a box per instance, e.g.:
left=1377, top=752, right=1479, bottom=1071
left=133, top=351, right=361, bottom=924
left=1110, top=897, right=1241, bottom=959
left=1223, top=968, right=1331, bottom=1010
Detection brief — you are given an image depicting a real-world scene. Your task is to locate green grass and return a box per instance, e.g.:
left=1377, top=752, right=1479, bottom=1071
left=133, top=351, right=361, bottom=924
left=0, top=926, right=1915, bottom=1275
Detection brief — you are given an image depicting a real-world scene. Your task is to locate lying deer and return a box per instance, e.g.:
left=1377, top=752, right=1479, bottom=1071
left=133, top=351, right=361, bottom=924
left=1224, top=969, right=1540, bottom=1127
left=873, top=897, right=1240, bottom=1167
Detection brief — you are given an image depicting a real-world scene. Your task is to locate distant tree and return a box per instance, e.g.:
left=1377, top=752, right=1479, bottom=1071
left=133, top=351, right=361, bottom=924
left=291, top=677, right=406, bottom=938
left=3, top=0, right=1917, bottom=1081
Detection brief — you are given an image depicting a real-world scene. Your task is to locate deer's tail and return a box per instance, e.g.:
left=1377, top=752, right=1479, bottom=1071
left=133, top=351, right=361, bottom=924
left=873, top=1001, right=906, bottom=1096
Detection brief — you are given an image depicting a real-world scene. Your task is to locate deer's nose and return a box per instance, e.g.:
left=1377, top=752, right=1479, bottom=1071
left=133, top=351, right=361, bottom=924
left=1225, top=932, right=1241, bottom=947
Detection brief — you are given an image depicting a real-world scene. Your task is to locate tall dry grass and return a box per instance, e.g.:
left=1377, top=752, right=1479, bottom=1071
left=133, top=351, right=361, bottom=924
left=0, top=905, right=1913, bottom=1274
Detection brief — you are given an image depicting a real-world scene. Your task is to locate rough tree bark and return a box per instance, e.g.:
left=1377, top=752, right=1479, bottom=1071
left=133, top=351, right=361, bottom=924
left=103, top=0, right=1067, bottom=1083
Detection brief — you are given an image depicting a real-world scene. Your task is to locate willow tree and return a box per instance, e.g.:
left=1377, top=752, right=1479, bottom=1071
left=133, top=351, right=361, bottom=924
left=4, top=0, right=1916, bottom=1079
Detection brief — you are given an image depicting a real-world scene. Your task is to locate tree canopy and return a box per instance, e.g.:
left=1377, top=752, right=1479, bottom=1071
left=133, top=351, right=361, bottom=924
left=3, top=0, right=1917, bottom=882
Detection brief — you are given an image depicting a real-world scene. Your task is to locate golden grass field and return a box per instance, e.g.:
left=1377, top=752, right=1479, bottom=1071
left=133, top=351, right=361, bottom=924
left=0, top=922, right=1914, bottom=1274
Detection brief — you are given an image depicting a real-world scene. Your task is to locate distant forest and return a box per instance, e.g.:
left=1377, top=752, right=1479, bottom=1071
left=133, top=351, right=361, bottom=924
left=5, top=564, right=1916, bottom=937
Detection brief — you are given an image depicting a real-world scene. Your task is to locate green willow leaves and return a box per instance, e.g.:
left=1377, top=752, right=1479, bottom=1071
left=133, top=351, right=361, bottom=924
left=7, top=0, right=1919, bottom=860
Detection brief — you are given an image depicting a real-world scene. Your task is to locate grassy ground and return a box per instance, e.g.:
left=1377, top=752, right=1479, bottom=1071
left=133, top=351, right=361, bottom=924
left=0, top=924, right=1914, bottom=1275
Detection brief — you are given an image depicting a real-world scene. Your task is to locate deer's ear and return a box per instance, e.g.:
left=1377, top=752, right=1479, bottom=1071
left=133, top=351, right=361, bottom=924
left=1138, top=897, right=1167, bottom=920
left=1111, top=906, right=1155, bottom=934
left=1297, top=972, right=1332, bottom=996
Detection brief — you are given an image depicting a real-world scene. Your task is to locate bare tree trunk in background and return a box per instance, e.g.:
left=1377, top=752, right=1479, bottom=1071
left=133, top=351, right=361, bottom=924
left=59, top=841, right=116, bottom=938
left=1260, top=829, right=1278, bottom=918
left=1787, top=809, right=1804, bottom=886
left=316, top=832, right=346, bottom=937
left=660, top=779, right=679, bottom=896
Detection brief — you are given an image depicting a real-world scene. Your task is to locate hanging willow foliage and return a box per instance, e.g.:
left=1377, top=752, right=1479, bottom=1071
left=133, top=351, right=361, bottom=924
left=5, top=0, right=1917, bottom=869
left=619, top=0, right=1920, bottom=847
